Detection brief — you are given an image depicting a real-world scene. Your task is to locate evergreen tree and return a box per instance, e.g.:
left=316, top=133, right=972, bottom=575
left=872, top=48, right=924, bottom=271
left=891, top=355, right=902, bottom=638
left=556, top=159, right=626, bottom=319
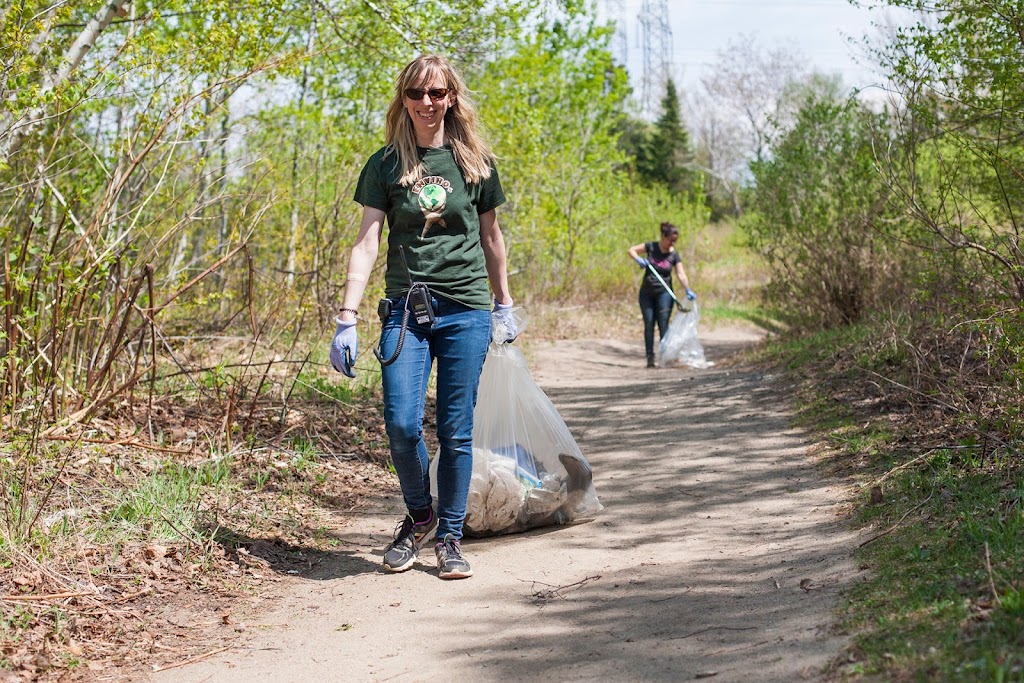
left=636, top=78, right=694, bottom=194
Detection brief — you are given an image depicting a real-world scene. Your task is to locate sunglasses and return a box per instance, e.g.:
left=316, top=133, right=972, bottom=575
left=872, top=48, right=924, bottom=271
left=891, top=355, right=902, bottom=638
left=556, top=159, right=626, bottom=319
left=404, top=87, right=450, bottom=102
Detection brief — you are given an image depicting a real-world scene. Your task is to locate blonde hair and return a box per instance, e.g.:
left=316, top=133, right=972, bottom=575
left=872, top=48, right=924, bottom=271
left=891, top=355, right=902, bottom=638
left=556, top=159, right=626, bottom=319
left=384, top=54, right=495, bottom=186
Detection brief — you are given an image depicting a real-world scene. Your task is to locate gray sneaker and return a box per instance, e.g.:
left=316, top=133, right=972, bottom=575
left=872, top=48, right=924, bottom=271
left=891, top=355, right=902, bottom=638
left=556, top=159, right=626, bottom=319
left=383, top=511, right=437, bottom=572
left=434, top=533, right=473, bottom=579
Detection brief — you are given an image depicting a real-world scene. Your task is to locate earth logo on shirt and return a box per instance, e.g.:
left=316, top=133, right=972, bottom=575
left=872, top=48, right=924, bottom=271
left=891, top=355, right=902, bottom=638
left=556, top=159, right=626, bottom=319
left=417, top=183, right=448, bottom=237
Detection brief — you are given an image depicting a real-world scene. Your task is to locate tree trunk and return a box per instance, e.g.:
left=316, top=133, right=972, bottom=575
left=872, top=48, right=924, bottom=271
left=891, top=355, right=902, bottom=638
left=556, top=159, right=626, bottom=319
left=1, top=0, right=132, bottom=162
left=287, top=9, right=317, bottom=289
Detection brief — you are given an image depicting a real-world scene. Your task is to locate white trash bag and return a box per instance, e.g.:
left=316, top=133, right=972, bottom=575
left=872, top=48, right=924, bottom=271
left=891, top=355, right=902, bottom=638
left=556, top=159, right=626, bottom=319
left=658, top=300, right=714, bottom=369
left=431, top=330, right=602, bottom=537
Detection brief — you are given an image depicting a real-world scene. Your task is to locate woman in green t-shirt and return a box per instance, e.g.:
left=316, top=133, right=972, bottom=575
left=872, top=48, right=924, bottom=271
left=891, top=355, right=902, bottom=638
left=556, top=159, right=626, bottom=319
left=329, top=54, right=517, bottom=580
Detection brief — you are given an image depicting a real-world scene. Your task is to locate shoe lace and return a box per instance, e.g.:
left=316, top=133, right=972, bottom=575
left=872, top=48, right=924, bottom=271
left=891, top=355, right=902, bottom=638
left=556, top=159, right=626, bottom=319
left=442, top=536, right=462, bottom=560
left=388, top=515, right=415, bottom=548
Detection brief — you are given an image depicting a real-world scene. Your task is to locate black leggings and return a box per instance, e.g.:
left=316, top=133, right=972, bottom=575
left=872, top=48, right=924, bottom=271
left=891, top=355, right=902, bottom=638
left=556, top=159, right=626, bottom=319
left=638, top=287, right=674, bottom=359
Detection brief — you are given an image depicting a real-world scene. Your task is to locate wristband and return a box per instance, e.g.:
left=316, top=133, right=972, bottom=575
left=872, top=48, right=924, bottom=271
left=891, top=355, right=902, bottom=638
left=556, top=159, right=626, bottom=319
left=339, top=307, right=359, bottom=317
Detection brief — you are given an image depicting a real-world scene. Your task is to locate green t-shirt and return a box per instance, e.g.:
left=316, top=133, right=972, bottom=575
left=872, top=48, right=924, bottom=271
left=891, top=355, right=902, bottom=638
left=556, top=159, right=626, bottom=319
left=353, top=145, right=506, bottom=310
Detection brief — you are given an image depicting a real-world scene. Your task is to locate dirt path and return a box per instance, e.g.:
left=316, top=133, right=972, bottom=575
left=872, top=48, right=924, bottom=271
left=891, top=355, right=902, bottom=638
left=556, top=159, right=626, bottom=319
left=150, top=327, right=859, bottom=682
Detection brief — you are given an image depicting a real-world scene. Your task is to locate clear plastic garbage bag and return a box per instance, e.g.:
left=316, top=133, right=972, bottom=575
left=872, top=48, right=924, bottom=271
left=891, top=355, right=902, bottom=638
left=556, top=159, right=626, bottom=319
left=430, top=339, right=602, bottom=537
left=658, top=301, right=715, bottom=369
left=490, top=302, right=527, bottom=345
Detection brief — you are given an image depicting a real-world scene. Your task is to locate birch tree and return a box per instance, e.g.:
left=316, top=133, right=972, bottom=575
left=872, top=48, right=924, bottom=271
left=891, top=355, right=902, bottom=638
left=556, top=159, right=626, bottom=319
left=1, top=0, right=131, bottom=162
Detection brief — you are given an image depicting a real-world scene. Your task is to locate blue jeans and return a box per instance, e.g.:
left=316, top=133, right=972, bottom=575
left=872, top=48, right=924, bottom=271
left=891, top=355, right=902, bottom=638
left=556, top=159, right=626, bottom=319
left=638, top=287, right=674, bottom=359
left=379, top=296, right=491, bottom=540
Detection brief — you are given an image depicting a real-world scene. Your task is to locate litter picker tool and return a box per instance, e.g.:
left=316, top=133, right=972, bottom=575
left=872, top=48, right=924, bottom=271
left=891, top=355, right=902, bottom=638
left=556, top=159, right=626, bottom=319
left=645, top=262, right=691, bottom=312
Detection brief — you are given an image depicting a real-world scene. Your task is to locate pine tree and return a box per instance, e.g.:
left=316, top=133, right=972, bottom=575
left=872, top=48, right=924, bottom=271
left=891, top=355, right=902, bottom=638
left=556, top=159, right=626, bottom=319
left=636, top=78, right=694, bottom=195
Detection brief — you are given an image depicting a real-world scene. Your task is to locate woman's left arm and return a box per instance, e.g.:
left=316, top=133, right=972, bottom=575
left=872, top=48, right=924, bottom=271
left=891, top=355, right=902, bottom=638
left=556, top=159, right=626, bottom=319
left=674, top=260, right=691, bottom=291
left=480, top=209, right=512, bottom=305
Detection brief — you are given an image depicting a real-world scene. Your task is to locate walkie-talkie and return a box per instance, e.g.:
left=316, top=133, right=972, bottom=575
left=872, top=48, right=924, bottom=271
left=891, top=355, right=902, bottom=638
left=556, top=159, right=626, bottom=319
left=400, top=246, right=434, bottom=327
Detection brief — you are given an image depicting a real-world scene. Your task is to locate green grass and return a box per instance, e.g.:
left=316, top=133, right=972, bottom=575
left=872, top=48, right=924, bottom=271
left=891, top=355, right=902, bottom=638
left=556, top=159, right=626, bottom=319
left=764, top=324, right=1024, bottom=681
left=296, top=364, right=380, bottom=403
left=689, top=218, right=770, bottom=305
left=842, top=460, right=1024, bottom=680
left=699, top=301, right=785, bottom=333
left=106, top=459, right=231, bottom=542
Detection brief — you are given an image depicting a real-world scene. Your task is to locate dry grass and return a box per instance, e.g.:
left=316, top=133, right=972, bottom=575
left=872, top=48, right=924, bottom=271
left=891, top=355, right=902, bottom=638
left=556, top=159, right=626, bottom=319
left=0, top=378, right=399, bottom=681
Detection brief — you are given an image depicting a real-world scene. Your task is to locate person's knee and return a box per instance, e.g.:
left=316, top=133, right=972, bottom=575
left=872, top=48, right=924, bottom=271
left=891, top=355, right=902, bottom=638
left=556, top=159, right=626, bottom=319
left=385, top=415, right=422, bottom=449
left=436, top=422, right=472, bottom=452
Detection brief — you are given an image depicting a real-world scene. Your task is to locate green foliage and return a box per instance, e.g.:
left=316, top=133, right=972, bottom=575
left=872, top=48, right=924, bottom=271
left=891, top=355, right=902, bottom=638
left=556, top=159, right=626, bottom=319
left=745, top=88, right=905, bottom=329
left=634, top=79, right=696, bottom=195
left=765, top=306, right=1024, bottom=680
left=107, top=459, right=230, bottom=541
left=12, top=0, right=633, bottom=451
left=454, top=7, right=703, bottom=301
left=0, top=0, right=713, bottom=427
left=876, top=0, right=1024, bottom=305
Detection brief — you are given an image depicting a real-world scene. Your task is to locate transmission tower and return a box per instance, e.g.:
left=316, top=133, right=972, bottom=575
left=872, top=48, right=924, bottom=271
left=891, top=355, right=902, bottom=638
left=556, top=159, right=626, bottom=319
left=603, top=0, right=629, bottom=72
left=637, top=0, right=673, bottom=119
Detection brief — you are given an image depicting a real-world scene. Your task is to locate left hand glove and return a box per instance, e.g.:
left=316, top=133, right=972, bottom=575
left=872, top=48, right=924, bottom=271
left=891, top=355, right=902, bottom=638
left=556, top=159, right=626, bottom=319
left=685, top=288, right=697, bottom=301
left=492, top=300, right=519, bottom=344
left=330, top=318, right=358, bottom=377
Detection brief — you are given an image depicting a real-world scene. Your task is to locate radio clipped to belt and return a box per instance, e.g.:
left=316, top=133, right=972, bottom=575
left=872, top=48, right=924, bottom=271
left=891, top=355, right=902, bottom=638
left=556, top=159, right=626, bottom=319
left=374, top=246, right=434, bottom=367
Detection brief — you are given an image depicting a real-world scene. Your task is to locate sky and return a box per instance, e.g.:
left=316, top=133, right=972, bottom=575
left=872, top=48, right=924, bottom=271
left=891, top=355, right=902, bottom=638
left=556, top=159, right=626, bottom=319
left=597, top=0, right=912, bottom=101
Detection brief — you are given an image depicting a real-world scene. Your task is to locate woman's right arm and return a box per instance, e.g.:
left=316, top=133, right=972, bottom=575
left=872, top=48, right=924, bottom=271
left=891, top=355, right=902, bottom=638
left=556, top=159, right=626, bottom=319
left=339, top=206, right=386, bottom=322
left=627, top=242, right=649, bottom=267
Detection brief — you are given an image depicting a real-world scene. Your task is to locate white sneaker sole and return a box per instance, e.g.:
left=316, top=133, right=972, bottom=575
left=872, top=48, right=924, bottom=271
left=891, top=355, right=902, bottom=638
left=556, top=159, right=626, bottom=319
left=438, top=566, right=473, bottom=580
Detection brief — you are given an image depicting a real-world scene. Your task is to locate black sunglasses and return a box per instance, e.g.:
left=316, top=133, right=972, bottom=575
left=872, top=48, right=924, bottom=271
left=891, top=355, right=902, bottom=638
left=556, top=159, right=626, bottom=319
left=404, top=87, right=450, bottom=102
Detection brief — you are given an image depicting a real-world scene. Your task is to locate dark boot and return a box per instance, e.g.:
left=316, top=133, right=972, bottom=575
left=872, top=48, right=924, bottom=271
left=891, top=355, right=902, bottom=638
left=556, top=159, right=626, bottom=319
left=646, top=355, right=656, bottom=368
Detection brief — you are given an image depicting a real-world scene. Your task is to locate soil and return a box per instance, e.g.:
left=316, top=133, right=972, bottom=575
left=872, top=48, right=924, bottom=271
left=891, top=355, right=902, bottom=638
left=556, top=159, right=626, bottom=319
left=146, top=324, right=862, bottom=683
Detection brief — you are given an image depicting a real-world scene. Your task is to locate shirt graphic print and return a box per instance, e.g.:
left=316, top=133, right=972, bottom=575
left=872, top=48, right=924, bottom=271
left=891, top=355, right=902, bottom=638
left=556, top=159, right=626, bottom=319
left=412, top=175, right=455, bottom=238
left=642, top=241, right=681, bottom=291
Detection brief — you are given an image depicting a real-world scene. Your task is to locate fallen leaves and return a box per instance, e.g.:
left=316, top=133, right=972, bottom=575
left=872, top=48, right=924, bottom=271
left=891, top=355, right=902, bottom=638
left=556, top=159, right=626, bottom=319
left=2, top=373, right=402, bottom=681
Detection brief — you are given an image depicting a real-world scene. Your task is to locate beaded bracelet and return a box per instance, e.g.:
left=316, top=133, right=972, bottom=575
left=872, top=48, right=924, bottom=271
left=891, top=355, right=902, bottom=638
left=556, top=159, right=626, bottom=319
left=338, top=307, right=359, bottom=317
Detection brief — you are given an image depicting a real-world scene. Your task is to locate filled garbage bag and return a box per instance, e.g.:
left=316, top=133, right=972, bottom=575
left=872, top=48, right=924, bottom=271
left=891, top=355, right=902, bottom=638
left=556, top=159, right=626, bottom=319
left=431, top=342, right=602, bottom=537
left=659, top=300, right=714, bottom=369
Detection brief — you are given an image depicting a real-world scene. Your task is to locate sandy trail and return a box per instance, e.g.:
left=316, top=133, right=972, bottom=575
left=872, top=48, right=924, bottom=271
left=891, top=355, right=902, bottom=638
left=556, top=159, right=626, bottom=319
left=151, top=327, right=858, bottom=682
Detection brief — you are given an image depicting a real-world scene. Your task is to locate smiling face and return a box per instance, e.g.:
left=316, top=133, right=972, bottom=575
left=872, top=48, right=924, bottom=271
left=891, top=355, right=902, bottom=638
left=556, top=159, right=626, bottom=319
left=403, top=68, right=454, bottom=148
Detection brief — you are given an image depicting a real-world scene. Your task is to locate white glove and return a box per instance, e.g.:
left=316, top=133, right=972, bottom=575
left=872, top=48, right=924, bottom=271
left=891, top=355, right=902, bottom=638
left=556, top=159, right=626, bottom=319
left=492, top=300, right=520, bottom=344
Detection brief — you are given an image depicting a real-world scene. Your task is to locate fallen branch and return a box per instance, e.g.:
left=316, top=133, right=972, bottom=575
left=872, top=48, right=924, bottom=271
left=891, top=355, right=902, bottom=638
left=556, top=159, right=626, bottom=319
left=113, top=586, right=153, bottom=604
left=985, top=542, right=1003, bottom=608
left=707, top=639, right=772, bottom=656
left=2, top=591, right=97, bottom=602
left=42, top=434, right=194, bottom=454
left=866, top=450, right=934, bottom=489
left=151, top=645, right=232, bottom=673
left=858, top=367, right=959, bottom=412
left=668, top=625, right=757, bottom=640
left=859, top=490, right=934, bottom=547
left=528, top=575, right=600, bottom=604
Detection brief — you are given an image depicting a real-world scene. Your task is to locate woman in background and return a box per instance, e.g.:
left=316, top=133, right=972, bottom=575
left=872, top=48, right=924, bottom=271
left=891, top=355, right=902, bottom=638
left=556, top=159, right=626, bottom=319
left=627, top=222, right=695, bottom=368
